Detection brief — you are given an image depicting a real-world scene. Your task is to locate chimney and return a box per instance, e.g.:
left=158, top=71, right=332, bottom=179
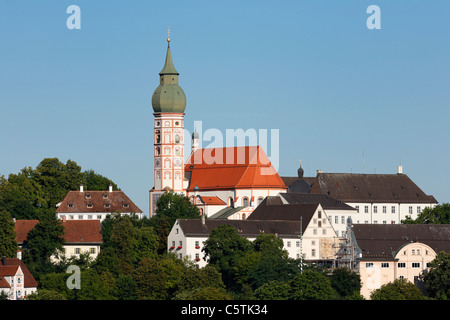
left=1, top=256, right=5, bottom=266
left=397, top=165, right=403, bottom=174
left=317, top=169, right=323, bottom=174
left=109, top=184, right=113, bottom=193
left=80, top=185, right=84, bottom=192
left=17, top=250, right=22, bottom=261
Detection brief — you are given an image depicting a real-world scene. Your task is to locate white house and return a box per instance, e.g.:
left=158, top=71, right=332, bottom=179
left=56, top=185, right=143, bottom=222
left=282, top=166, right=437, bottom=225
left=168, top=203, right=342, bottom=268
left=0, top=256, right=38, bottom=300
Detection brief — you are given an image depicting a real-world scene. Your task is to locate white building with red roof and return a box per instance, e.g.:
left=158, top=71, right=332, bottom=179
left=0, top=256, right=38, bottom=300
left=56, top=184, right=143, bottom=222
left=148, top=37, right=286, bottom=218
left=15, top=219, right=103, bottom=262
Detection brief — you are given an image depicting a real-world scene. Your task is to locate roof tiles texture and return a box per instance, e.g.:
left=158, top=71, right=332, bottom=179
left=352, top=224, right=450, bottom=260
left=56, top=190, right=143, bottom=214
left=185, top=146, right=287, bottom=191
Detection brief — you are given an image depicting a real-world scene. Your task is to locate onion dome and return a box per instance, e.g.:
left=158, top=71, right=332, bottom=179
left=152, top=37, right=187, bottom=113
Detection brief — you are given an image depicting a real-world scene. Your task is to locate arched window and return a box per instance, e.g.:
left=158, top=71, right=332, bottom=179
left=175, top=134, right=180, bottom=143
left=243, top=197, right=249, bottom=207
left=257, top=197, right=264, bottom=205
left=164, top=158, right=171, bottom=168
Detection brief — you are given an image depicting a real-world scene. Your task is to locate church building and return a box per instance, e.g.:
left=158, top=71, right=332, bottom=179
left=149, top=37, right=286, bottom=217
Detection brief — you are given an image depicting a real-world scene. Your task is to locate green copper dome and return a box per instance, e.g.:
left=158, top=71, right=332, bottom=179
left=152, top=41, right=187, bottom=113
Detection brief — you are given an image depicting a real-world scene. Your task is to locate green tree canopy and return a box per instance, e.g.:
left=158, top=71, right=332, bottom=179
left=0, top=158, right=119, bottom=220
left=330, top=268, right=362, bottom=299
left=403, top=203, right=450, bottom=224
left=289, top=270, right=337, bottom=300
left=0, top=210, right=18, bottom=258
left=202, top=224, right=252, bottom=288
left=424, top=251, right=450, bottom=299
left=150, top=192, right=200, bottom=253
left=370, top=278, right=425, bottom=300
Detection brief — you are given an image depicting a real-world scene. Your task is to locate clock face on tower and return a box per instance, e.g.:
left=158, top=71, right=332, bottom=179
left=155, top=159, right=161, bottom=168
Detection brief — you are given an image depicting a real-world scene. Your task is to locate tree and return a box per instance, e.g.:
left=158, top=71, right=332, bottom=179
left=403, top=203, right=450, bottom=224
left=330, top=268, right=362, bottom=299
left=22, top=215, right=65, bottom=278
left=0, top=158, right=119, bottom=221
left=202, top=224, right=252, bottom=288
left=0, top=210, right=18, bottom=257
left=370, top=278, right=425, bottom=300
left=289, top=270, right=337, bottom=300
left=233, top=233, right=299, bottom=290
left=424, top=251, right=450, bottom=299
left=254, top=280, right=290, bottom=300
left=150, top=192, right=200, bottom=253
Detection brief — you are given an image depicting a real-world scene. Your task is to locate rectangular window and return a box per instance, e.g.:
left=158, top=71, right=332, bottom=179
left=355, top=206, right=359, bottom=213
left=365, top=263, right=374, bottom=268
left=75, top=248, right=80, bottom=254
left=381, top=263, right=390, bottom=268
left=391, top=206, right=396, bottom=214
left=417, top=206, right=421, bottom=214
left=409, top=206, right=413, bottom=214
left=311, top=249, right=316, bottom=257
left=412, top=263, right=421, bottom=268
left=364, top=206, right=369, bottom=213
left=90, top=248, right=96, bottom=254
left=341, top=216, right=345, bottom=224
left=335, top=216, right=339, bottom=224
left=374, top=206, right=378, bottom=213
left=382, top=206, right=387, bottom=213
left=318, top=211, right=322, bottom=219
left=322, top=229, right=326, bottom=235
left=398, top=263, right=406, bottom=268
left=287, top=241, right=291, bottom=247
left=296, top=241, right=300, bottom=247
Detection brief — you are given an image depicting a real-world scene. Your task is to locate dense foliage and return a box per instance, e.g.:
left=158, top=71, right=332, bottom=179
left=2, top=158, right=448, bottom=300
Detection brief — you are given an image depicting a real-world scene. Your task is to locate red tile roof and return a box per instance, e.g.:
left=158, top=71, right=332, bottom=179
left=0, top=258, right=38, bottom=288
left=14, top=220, right=39, bottom=243
left=198, top=196, right=226, bottom=205
left=15, top=220, right=102, bottom=244
left=56, top=190, right=143, bottom=214
left=63, top=220, right=102, bottom=244
left=185, top=146, right=287, bottom=191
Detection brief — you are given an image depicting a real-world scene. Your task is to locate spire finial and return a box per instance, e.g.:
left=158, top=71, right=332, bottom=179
left=167, top=26, right=171, bottom=44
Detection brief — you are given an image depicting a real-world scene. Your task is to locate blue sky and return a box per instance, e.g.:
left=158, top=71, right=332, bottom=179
left=1, top=1, right=449, bottom=216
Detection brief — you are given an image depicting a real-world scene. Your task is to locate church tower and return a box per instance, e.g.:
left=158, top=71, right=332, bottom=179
left=149, top=35, right=187, bottom=215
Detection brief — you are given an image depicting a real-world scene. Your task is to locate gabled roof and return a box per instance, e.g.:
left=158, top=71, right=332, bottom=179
left=197, top=196, right=226, bottom=206
left=184, top=146, right=287, bottom=191
left=15, top=220, right=102, bottom=244
left=56, top=190, right=143, bottom=214
left=351, top=224, right=450, bottom=261
left=284, top=172, right=437, bottom=204
left=176, top=219, right=301, bottom=239
left=0, top=258, right=38, bottom=288
left=279, top=193, right=356, bottom=211
left=208, top=206, right=246, bottom=219
left=248, top=200, right=319, bottom=233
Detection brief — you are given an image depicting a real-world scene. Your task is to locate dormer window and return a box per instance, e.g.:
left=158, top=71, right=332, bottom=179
left=123, top=204, right=129, bottom=208
left=68, top=204, right=74, bottom=208
left=104, top=204, right=110, bottom=208
left=85, top=194, right=91, bottom=199
left=87, top=204, right=93, bottom=208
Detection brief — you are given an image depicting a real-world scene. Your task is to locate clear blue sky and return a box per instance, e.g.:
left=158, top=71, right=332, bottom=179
left=1, top=1, right=449, bottom=216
